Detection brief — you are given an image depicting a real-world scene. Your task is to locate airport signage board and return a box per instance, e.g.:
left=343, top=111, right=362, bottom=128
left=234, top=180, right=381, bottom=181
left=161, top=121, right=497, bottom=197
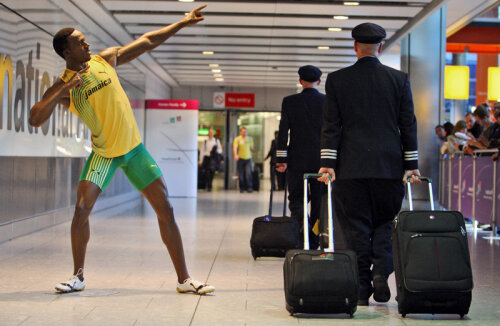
left=212, top=92, right=255, bottom=108
left=145, top=99, right=199, bottom=197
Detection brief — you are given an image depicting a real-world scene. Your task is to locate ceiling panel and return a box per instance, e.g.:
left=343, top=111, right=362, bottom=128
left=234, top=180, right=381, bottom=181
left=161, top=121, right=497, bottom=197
left=2, top=0, right=444, bottom=88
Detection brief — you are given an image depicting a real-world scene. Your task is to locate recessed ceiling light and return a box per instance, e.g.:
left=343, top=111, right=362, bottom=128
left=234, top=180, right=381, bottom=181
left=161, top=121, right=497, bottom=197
left=333, top=15, right=349, bottom=20
left=328, top=27, right=342, bottom=32
left=213, top=74, right=223, bottom=77
left=343, top=2, right=359, bottom=5
left=203, top=51, right=214, bottom=55
left=209, top=64, right=219, bottom=67
left=215, top=78, right=224, bottom=82
left=211, top=69, right=221, bottom=73
left=179, top=0, right=194, bottom=2
left=317, top=46, right=330, bottom=50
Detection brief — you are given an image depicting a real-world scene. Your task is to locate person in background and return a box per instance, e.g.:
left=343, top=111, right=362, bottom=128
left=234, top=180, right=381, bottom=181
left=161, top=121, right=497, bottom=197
left=464, top=104, right=493, bottom=153
left=490, top=103, right=500, bottom=161
left=435, top=125, right=446, bottom=143
left=465, top=112, right=483, bottom=139
left=445, top=120, right=469, bottom=154
left=435, top=125, right=447, bottom=154
left=264, top=131, right=283, bottom=190
left=233, top=127, right=254, bottom=193
left=443, top=122, right=454, bottom=138
left=199, top=127, right=222, bottom=192
left=486, top=103, right=500, bottom=155
left=439, top=122, right=454, bottom=155
left=317, top=23, right=420, bottom=306
left=276, top=65, right=325, bottom=250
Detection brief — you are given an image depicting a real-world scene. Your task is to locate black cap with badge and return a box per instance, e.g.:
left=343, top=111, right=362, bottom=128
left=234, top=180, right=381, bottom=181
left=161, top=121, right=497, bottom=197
left=352, top=23, right=386, bottom=44
left=298, top=65, right=322, bottom=82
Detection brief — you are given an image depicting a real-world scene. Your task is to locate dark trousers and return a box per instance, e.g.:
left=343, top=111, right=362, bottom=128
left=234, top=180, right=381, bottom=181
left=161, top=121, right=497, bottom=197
left=287, top=169, right=324, bottom=248
left=205, top=168, right=215, bottom=190
left=333, top=178, right=404, bottom=299
left=269, top=163, right=285, bottom=190
left=237, top=158, right=253, bottom=191
left=270, top=163, right=277, bottom=190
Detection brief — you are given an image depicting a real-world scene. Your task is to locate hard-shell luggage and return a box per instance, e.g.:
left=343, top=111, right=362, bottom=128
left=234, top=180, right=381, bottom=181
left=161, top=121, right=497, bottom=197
left=392, top=177, right=473, bottom=318
left=250, top=174, right=299, bottom=259
left=284, top=174, right=358, bottom=316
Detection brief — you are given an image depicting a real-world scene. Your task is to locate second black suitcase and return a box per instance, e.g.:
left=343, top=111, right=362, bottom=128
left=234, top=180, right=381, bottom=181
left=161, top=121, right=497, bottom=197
left=284, top=174, right=358, bottom=316
left=250, top=174, right=299, bottom=259
left=393, top=177, right=473, bottom=318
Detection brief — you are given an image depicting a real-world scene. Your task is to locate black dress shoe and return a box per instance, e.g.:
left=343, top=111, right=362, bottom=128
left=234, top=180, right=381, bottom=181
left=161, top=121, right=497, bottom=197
left=373, top=275, right=391, bottom=303
left=357, top=298, right=369, bottom=306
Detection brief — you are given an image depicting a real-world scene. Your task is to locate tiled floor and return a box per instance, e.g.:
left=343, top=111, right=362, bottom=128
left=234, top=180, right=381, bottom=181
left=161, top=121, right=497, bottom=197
left=0, top=188, right=499, bottom=326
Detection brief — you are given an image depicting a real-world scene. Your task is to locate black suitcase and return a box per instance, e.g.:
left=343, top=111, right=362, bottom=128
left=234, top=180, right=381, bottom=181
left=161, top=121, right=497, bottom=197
left=252, top=167, right=260, bottom=191
left=392, top=177, right=473, bottom=318
left=284, top=174, right=358, bottom=316
left=250, top=174, right=299, bottom=259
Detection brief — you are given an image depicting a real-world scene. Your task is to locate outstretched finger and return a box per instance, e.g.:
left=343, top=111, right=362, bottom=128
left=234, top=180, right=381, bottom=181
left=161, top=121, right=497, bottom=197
left=193, top=4, right=207, bottom=13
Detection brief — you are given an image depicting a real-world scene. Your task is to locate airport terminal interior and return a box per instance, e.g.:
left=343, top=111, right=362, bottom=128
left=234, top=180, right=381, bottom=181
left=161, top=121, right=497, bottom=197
left=1, top=0, right=500, bottom=325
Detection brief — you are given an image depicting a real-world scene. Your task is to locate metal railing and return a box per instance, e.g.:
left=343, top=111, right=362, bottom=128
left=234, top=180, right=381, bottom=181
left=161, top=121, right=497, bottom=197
left=439, top=149, right=499, bottom=235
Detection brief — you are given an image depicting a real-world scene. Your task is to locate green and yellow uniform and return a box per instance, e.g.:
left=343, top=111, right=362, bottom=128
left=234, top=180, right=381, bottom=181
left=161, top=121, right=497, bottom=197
left=61, top=55, right=161, bottom=190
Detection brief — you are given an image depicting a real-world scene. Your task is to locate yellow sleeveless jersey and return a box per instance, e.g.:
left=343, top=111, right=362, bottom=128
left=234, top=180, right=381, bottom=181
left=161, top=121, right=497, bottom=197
left=61, top=55, right=142, bottom=158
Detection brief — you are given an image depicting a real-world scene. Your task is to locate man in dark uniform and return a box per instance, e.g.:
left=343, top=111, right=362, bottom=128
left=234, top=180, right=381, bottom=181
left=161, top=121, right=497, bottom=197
left=264, top=131, right=285, bottom=190
left=276, top=65, right=325, bottom=249
left=317, top=23, right=421, bottom=306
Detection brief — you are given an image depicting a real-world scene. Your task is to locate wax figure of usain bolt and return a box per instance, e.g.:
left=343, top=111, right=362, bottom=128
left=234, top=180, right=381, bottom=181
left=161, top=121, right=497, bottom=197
left=29, top=5, right=215, bottom=295
left=317, top=23, right=421, bottom=306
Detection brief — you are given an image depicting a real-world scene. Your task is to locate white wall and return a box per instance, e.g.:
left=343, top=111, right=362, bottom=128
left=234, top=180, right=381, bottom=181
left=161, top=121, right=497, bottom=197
left=145, top=72, right=172, bottom=99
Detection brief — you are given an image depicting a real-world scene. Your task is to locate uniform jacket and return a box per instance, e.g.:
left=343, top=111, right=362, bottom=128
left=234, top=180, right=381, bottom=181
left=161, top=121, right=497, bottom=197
left=265, top=138, right=278, bottom=164
left=277, top=88, right=325, bottom=171
left=320, top=56, right=418, bottom=179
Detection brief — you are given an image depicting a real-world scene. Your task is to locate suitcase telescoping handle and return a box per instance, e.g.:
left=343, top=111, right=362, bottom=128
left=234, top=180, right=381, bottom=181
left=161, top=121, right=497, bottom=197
left=268, top=171, right=288, bottom=217
left=406, top=176, right=434, bottom=211
left=303, top=174, right=334, bottom=252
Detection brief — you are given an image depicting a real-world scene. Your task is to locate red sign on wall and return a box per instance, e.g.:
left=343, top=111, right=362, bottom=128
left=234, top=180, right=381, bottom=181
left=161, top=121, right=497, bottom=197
left=225, top=93, right=255, bottom=108
left=146, top=99, right=199, bottom=110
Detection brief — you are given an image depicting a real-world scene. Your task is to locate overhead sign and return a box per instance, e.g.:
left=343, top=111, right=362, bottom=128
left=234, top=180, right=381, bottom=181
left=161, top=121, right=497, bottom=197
left=226, top=93, right=255, bottom=108
left=146, top=99, right=199, bottom=110
left=213, top=92, right=225, bottom=108
left=212, top=92, right=255, bottom=108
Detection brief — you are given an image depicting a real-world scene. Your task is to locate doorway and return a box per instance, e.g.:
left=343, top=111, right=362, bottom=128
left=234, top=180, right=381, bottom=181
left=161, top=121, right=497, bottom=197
left=226, top=110, right=281, bottom=190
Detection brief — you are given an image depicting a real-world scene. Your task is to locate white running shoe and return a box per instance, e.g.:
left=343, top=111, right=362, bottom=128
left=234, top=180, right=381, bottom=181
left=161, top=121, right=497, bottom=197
left=176, top=278, right=215, bottom=295
left=55, top=275, right=86, bottom=293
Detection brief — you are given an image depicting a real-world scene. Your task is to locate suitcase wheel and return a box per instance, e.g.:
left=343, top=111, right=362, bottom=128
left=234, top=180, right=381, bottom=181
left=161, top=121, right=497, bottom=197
left=460, top=314, right=465, bottom=319
left=402, top=313, right=406, bottom=318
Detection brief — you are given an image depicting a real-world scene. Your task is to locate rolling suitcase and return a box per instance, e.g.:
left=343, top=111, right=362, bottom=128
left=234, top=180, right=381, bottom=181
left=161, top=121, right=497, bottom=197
left=250, top=174, right=299, bottom=259
left=392, top=177, right=473, bottom=318
left=284, top=174, right=358, bottom=316
left=252, top=167, right=260, bottom=191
